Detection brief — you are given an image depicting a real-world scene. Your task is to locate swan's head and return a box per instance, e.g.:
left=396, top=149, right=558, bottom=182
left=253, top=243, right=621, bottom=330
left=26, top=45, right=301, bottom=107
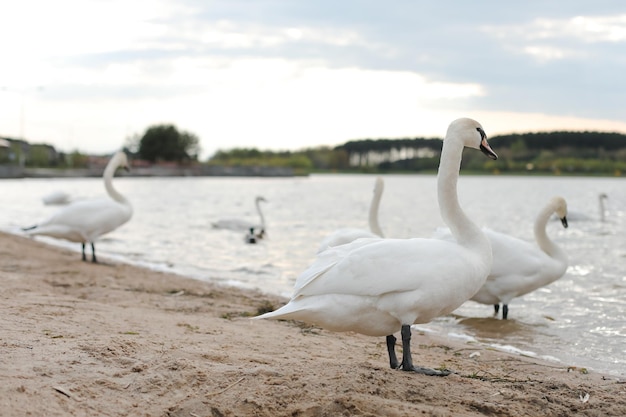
left=113, top=151, right=130, bottom=172
left=551, top=196, right=568, bottom=228
left=256, top=196, right=267, bottom=203
left=599, top=192, right=608, bottom=200
left=447, top=118, right=498, bottom=160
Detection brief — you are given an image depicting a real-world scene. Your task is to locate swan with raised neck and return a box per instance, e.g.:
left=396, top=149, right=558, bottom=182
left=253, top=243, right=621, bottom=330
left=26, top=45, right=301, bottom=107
left=23, top=151, right=132, bottom=262
left=104, top=151, right=131, bottom=205
left=255, top=118, right=497, bottom=376
left=254, top=196, right=267, bottom=233
left=368, top=177, right=385, bottom=237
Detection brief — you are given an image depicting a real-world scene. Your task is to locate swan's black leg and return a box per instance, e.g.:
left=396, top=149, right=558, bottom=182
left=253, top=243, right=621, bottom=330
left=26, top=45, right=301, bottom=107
left=494, top=304, right=500, bottom=316
left=91, top=243, right=97, bottom=263
left=399, top=325, right=450, bottom=376
left=81, top=243, right=87, bottom=262
left=386, top=334, right=399, bottom=369
left=502, top=304, right=509, bottom=320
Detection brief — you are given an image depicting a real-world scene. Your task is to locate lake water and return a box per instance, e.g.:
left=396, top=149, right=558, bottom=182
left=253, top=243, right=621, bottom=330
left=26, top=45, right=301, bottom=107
left=1, top=173, right=625, bottom=377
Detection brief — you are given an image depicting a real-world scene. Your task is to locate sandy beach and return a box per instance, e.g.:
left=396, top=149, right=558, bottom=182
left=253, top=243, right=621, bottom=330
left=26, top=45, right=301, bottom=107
left=1, top=231, right=624, bottom=417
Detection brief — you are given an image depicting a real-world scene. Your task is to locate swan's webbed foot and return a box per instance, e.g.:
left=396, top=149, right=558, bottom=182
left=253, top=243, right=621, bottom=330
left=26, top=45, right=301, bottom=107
left=493, top=304, right=500, bottom=316
left=401, top=364, right=451, bottom=376
left=397, top=324, right=452, bottom=377
left=502, top=304, right=509, bottom=320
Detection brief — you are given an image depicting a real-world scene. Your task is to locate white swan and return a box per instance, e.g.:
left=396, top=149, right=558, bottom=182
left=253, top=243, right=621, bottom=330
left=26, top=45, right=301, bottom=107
left=23, top=151, right=133, bottom=262
left=212, top=196, right=267, bottom=235
left=317, top=177, right=385, bottom=253
left=435, top=196, right=569, bottom=319
left=598, top=192, right=608, bottom=223
left=42, top=190, right=72, bottom=205
left=255, top=118, right=497, bottom=375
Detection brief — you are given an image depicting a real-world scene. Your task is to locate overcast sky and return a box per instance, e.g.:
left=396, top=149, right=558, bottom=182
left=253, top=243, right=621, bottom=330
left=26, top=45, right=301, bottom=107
left=1, top=1, right=625, bottom=159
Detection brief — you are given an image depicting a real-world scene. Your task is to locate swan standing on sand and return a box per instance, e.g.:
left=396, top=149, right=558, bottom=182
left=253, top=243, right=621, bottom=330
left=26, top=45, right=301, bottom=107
left=437, top=197, right=569, bottom=319
left=23, top=151, right=133, bottom=262
left=317, top=177, right=385, bottom=253
left=255, top=118, right=497, bottom=376
left=212, top=196, right=267, bottom=237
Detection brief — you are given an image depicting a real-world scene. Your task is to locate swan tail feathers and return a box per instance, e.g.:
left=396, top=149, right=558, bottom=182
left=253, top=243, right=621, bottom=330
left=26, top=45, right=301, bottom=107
left=252, top=303, right=303, bottom=321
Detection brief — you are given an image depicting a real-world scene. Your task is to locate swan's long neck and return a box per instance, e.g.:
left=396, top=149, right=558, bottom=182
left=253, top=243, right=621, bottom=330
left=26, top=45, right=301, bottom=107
left=256, top=200, right=266, bottom=229
left=103, top=156, right=129, bottom=206
left=368, top=181, right=384, bottom=237
left=437, top=140, right=489, bottom=255
left=599, top=196, right=606, bottom=222
left=534, top=204, right=567, bottom=263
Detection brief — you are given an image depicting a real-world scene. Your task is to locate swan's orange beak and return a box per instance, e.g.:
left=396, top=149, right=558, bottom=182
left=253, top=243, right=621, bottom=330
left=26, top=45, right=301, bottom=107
left=480, top=137, right=498, bottom=160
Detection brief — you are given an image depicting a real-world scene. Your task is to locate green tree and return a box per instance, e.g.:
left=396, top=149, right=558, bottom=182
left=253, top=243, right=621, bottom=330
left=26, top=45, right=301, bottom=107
left=26, top=144, right=58, bottom=167
left=137, top=124, right=201, bottom=163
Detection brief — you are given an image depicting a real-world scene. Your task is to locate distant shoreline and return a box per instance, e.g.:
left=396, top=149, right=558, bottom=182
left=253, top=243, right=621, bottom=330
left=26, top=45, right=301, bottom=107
left=1, top=165, right=623, bottom=179
left=0, top=164, right=298, bottom=178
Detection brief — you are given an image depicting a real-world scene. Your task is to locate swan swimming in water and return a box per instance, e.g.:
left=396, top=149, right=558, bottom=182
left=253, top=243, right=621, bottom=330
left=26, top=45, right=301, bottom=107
left=555, top=192, right=607, bottom=223
left=598, top=192, right=608, bottom=223
left=255, top=118, right=498, bottom=375
left=23, top=151, right=133, bottom=262
left=435, top=196, right=569, bottom=319
left=213, top=196, right=267, bottom=237
left=42, top=190, right=72, bottom=206
left=317, top=177, right=385, bottom=253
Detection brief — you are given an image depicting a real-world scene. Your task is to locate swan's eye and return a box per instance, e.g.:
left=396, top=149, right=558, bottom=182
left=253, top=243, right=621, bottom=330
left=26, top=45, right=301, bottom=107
left=476, top=127, right=486, bottom=140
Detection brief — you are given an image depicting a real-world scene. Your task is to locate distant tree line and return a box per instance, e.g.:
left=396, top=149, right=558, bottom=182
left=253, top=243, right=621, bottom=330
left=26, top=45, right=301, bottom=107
left=208, top=146, right=350, bottom=175
left=492, top=131, right=626, bottom=150
left=4, top=126, right=626, bottom=176
left=210, top=131, right=626, bottom=176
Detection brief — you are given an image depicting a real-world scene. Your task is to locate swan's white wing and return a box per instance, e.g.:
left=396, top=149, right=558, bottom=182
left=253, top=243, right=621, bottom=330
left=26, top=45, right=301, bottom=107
left=33, top=198, right=132, bottom=241
left=294, top=237, right=483, bottom=299
left=486, top=230, right=545, bottom=276
left=436, top=227, right=567, bottom=304
left=212, top=218, right=258, bottom=231
left=42, top=191, right=71, bottom=205
left=294, top=237, right=380, bottom=292
left=316, top=228, right=380, bottom=253
left=434, top=227, right=552, bottom=279
left=483, top=229, right=565, bottom=299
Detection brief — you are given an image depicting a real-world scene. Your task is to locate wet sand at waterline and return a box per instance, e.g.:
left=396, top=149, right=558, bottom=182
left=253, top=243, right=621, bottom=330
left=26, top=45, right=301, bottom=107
left=1, top=232, right=625, bottom=417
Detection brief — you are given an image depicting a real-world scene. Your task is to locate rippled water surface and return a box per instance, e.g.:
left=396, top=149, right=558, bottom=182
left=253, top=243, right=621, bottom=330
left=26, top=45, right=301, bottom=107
left=2, top=173, right=625, bottom=376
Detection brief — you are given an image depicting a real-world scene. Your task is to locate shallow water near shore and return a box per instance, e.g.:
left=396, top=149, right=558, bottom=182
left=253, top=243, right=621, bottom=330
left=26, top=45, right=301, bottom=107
left=2, top=173, right=625, bottom=376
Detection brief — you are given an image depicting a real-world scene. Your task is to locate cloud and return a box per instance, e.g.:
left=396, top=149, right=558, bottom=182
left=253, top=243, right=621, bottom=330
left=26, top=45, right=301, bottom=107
left=481, top=14, right=626, bottom=61
left=1, top=0, right=625, bottom=157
